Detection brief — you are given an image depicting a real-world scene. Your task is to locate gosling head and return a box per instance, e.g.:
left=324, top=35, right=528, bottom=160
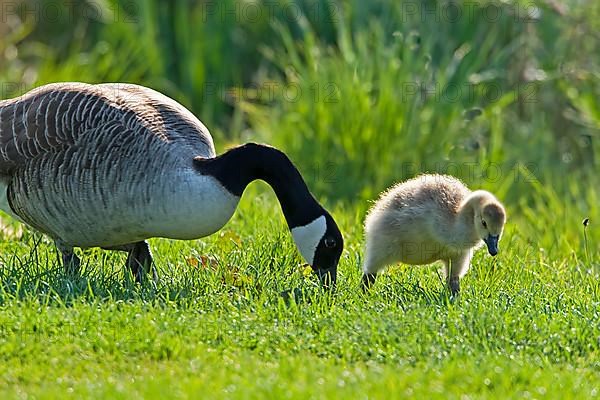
left=472, top=192, right=506, bottom=256
left=291, top=212, right=344, bottom=288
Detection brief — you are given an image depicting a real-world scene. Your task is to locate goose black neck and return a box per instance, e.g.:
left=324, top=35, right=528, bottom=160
left=194, top=143, right=325, bottom=229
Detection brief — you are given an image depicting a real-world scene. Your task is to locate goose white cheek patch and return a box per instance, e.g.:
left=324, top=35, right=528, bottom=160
left=291, top=215, right=327, bottom=266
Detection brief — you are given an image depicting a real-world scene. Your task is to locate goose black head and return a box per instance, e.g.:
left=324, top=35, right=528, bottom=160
left=291, top=212, right=343, bottom=289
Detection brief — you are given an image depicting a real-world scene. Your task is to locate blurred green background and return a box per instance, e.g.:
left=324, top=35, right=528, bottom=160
left=1, top=3, right=600, bottom=396
left=1, top=0, right=599, bottom=253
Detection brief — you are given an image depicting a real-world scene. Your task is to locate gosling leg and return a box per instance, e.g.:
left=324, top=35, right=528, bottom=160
left=448, top=276, right=460, bottom=296
left=447, top=253, right=471, bottom=296
left=362, top=241, right=393, bottom=292
left=361, top=273, right=377, bottom=292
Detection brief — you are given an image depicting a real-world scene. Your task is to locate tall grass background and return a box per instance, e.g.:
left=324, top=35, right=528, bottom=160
left=1, top=2, right=600, bottom=396
left=1, top=0, right=599, bottom=258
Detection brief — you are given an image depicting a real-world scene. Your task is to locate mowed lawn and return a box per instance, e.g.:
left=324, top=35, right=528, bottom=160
left=0, top=185, right=598, bottom=399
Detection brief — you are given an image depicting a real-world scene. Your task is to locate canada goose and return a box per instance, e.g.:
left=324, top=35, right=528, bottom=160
left=0, top=82, right=343, bottom=286
left=362, top=174, right=505, bottom=295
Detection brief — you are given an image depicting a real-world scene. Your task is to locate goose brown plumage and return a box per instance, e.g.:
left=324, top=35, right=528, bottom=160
left=0, top=83, right=343, bottom=286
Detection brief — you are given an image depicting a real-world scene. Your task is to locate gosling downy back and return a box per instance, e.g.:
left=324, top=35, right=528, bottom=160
left=362, top=174, right=506, bottom=294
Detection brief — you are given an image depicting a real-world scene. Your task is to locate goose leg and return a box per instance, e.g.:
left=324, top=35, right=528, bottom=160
left=125, top=241, right=156, bottom=284
left=55, top=240, right=80, bottom=275
left=104, top=241, right=157, bottom=284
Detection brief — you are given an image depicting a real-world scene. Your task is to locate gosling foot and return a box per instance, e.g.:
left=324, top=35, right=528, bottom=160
left=361, top=273, right=377, bottom=292
left=448, top=276, right=460, bottom=297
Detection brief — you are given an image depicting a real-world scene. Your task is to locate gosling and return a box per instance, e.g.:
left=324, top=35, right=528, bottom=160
left=362, top=174, right=506, bottom=295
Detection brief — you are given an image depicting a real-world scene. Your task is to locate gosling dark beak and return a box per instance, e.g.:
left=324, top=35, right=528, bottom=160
left=315, top=266, right=337, bottom=289
left=483, top=235, right=499, bottom=256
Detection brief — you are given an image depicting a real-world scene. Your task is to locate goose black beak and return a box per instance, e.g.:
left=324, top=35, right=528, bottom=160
left=483, top=235, right=499, bottom=256
left=315, top=266, right=337, bottom=290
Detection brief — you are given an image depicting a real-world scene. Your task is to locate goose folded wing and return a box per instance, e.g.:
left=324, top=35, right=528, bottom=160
left=0, top=83, right=110, bottom=172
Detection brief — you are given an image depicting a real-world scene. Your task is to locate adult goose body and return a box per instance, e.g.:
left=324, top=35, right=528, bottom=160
left=0, top=82, right=343, bottom=285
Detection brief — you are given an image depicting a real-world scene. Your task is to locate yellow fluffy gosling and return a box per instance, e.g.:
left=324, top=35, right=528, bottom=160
left=362, top=174, right=506, bottom=295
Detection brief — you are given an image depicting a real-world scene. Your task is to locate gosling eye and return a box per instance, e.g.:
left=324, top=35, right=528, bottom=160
left=324, top=237, right=336, bottom=248
left=482, top=220, right=487, bottom=228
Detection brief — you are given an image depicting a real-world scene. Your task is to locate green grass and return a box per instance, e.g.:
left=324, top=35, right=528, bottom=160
left=0, top=186, right=598, bottom=398
left=2, top=0, right=600, bottom=397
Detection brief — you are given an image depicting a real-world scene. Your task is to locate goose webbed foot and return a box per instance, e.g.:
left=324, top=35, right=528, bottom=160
left=125, top=241, right=157, bottom=284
